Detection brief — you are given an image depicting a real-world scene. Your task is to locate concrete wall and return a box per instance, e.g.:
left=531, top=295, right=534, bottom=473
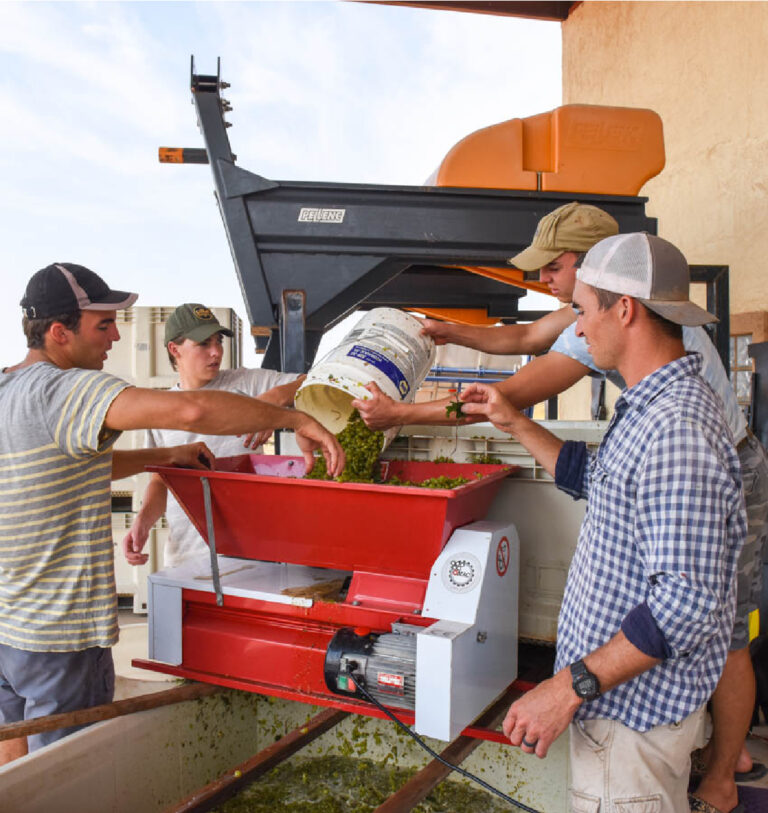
left=562, top=1, right=768, bottom=323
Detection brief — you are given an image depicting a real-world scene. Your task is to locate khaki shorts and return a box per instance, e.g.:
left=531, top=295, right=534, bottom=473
left=569, top=705, right=706, bottom=813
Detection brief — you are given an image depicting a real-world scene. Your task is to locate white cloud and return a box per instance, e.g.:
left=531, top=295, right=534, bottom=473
left=0, top=1, right=561, bottom=367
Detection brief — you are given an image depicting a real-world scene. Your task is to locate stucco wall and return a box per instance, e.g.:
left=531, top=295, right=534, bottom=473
left=562, top=1, right=768, bottom=317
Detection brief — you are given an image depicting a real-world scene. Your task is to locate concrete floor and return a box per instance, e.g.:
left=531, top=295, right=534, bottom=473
left=113, top=608, right=173, bottom=700
left=742, top=730, right=768, bottom=790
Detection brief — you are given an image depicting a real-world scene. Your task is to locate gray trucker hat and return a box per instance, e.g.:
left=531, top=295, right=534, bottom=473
left=576, top=232, right=717, bottom=326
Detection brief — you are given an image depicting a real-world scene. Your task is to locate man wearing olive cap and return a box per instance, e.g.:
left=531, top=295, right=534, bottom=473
left=353, top=201, right=619, bottom=425
left=123, top=303, right=304, bottom=569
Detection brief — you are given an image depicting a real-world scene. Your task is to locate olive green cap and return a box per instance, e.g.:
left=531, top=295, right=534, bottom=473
left=164, top=303, right=233, bottom=346
left=508, top=202, right=619, bottom=272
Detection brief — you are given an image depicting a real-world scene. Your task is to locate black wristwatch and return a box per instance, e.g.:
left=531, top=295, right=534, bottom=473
left=570, top=659, right=600, bottom=701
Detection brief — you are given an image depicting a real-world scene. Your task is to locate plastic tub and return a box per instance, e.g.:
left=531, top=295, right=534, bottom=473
left=295, top=308, right=435, bottom=446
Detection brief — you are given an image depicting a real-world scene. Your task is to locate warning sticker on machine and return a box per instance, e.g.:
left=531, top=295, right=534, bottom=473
left=347, top=345, right=410, bottom=398
left=298, top=207, right=345, bottom=223
left=377, top=672, right=405, bottom=694
left=496, top=536, right=510, bottom=577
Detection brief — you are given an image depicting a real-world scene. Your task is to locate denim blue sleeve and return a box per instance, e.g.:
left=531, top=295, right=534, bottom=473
left=621, top=602, right=672, bottom=660
left=555, top=440, right=589, bottom=500
left=638, top=423, right=745, bottom=658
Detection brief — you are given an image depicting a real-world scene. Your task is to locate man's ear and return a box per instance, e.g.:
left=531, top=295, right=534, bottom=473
left=47, top=321, right=72, bottom=347
left=618, top=296, right=637, bottom=326
left=167, top=341, right=181, bottom=361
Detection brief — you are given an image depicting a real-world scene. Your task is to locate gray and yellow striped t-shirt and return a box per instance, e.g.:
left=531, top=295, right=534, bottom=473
left=0, top=363, right=129, bottom=652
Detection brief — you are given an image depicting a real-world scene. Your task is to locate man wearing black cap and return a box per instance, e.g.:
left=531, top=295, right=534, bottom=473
left=0, top=263, right=344, bottom=764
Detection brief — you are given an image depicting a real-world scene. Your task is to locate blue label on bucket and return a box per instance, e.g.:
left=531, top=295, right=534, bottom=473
left=347, top=345, right=410, bottom=399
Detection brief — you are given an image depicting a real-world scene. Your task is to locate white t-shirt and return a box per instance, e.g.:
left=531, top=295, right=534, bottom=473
left=146, top=367, right=299, bottom=567
left=550, top=323, right=747, bottom=443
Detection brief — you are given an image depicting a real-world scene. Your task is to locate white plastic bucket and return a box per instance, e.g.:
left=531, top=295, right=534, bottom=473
left=294, top=308, right=436, bottom=446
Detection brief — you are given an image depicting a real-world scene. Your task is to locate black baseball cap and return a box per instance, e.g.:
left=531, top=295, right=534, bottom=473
left=20, top=263, right=138, bottom=319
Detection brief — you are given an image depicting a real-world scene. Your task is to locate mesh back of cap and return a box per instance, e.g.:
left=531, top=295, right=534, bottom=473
left=577, top=233, right=652, bottom=299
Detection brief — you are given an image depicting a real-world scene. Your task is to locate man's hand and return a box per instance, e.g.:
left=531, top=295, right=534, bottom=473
left=122, top=518, right=152, bottom=566
left=293, top=412, right=345, bottom=477
left=165, top=442, right=215, bottom=470
left=420, top=318, right=457, bottom=346
left=351, top=382, right=402, bottom=431
left=459, top=383, right=520, bottom=434
left=240, top=430, right=273, bottom=450
left=502, top=668, right=582, bottom=758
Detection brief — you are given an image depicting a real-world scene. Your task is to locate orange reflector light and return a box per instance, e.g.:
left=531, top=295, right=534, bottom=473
left=158, top=147, right=184, bottom=164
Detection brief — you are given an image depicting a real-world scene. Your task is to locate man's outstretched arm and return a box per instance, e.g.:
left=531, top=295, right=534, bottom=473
left=105, top=387, right=345, bottom=478
left=421, top=308, right=576, bottom=355
left=354, top=351, right=591, bottom=433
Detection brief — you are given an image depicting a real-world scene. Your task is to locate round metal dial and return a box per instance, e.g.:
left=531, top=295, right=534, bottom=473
left=448, top=559, right=475, bottom=588
left=441, top=553, right=482, bottom=593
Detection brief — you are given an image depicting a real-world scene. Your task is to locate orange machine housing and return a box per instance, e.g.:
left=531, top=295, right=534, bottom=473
left=417, top=104, right=665, bottom=325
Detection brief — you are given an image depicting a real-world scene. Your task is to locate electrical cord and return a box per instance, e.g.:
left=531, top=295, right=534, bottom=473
left=347, top=671, right=541, bottom=813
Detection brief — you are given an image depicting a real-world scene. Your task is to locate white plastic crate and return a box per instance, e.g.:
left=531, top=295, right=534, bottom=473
left=112, top=512, right=169, bottom=614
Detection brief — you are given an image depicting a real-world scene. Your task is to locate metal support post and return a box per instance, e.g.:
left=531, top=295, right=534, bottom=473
left=201, top=477, right=223, bottom=607
left=280, top=290, right=307, bottom=373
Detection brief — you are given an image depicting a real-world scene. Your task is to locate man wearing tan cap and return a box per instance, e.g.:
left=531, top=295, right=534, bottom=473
left=457, top=232, right=746, bottom=812
left=352, top=205, right=768, bottom=812
left=352, top=201, right=618, bottom=426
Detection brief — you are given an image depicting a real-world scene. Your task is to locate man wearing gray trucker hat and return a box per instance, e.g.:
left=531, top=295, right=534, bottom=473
left=356, top=204, right=768, bottom=809
left=457, top=233, right=746, bottom=812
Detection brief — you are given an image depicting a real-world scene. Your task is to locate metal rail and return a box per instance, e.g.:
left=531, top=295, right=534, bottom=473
left=0, top=682, right=223, bottom=742
left=164, top=707, right=348, bottom=813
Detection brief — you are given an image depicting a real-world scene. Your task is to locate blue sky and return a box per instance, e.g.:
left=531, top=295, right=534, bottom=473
left=0, top=1, right=562, bottom=366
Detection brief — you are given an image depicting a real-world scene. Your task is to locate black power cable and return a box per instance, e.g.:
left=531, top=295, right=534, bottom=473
left=347, top=671, right=542, bottom=813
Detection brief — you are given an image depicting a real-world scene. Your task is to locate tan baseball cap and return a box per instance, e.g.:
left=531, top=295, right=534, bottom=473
left=577, top=232, right=717, bottom=326
left=508, top=202, right=619, bottom=272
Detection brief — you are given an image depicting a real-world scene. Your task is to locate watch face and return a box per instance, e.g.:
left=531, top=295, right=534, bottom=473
left=576, top=675, right=599, bottom=699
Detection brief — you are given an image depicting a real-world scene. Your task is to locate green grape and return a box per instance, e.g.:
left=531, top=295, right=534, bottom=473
left=305, top=410, right=384, bottom=483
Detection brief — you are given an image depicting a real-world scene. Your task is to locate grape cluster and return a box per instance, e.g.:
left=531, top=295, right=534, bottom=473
left=388, top=475, right=470, bottom=489
left=305, top=410, right=384, bottom=483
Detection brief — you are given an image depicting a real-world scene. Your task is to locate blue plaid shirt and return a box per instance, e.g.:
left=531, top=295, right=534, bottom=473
left=554, top=353, right=746, bottom=732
